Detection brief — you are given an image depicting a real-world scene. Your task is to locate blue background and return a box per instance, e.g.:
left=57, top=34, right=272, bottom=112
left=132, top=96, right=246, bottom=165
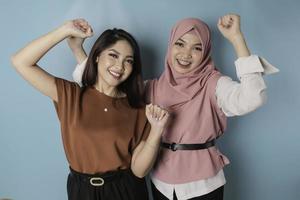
left=1, top=0, right=299, bottom=199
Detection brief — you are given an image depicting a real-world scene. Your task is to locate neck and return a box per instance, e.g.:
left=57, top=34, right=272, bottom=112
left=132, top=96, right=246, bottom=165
left=94, top=81, right=126, bottom=98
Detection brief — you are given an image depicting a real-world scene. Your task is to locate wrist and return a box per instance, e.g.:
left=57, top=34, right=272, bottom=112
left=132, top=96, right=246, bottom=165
left=151, top=125, right=165, bottom=135
left=147, top=130, right=162, bottom=142
left=229, top=33, right=245, bottom=45
left=55, top=25, right=70, bottom=39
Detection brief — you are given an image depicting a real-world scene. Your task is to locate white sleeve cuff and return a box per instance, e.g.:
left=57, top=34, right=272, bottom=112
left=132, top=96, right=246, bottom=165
left=72, top=58, right=88, bottom=85
left=235, top=55, right=279, bottom=79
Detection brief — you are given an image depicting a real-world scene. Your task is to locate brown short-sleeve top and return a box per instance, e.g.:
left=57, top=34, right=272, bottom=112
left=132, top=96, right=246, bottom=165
left=53, top=77, right=150, bottom=174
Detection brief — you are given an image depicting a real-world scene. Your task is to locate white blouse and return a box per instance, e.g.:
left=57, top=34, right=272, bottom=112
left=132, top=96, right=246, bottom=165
left=72, top=55, right=279, bottom=200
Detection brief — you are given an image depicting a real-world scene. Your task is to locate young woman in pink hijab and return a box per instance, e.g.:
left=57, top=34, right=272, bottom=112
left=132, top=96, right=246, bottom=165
left=69, top=14, right=279, bottom=200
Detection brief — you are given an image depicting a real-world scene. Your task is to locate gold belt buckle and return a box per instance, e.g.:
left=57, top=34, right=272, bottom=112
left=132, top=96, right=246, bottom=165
left=90, top=177, right=105, bottom=186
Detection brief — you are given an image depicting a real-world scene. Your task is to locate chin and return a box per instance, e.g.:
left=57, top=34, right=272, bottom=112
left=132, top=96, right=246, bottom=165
left=109, top=79, right=126, bottom=87
left=173, top=66, right=189, bottom=74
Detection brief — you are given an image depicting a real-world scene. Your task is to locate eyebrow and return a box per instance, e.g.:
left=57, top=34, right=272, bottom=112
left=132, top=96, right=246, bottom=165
left=177, top=38, right=202, bottom=46
left=177, top=38, right=186, bottom=43
left=108, top=49, right=133, bottom=58
left=108, top=49, right=120, bottom=54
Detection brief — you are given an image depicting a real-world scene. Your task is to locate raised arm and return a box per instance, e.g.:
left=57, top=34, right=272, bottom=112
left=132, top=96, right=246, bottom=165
left=215, top=14, right=279, bottom=116
left=11, top=19, right=93, bottom=101
left=217, top=14, right=250, bottom=58
left=67, top=19, right=90, bottom=64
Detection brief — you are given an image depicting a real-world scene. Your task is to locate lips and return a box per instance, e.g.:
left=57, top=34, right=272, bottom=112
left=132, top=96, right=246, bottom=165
left=176, top=59, right=191, bottom=67
left=108, top=69, right=123, bottom=80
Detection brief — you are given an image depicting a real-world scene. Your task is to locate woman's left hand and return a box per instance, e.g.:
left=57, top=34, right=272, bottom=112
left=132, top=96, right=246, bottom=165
left=217, top=14, right=243, bottom=43
left=145, top=104, right=169, bottom=132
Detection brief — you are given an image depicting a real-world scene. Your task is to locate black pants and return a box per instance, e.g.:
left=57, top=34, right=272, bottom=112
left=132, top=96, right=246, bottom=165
left=67, top=167, right=149, bottom=200
left=151, top=181, right=224, bottom=200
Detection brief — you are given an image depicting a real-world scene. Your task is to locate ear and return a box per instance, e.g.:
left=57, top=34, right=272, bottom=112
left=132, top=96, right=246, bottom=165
left=96, top=57, right=99, bottom=63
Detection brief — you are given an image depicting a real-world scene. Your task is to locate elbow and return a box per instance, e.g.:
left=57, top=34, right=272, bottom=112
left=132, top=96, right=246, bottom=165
left=130, top=163, right=147, bottom=178
left=131, top=168, right=146, bottom=178
left=250, top=90, right=267, bottom=109
left=10, top=54, right=18, bottom=68
left=241, top=91, right=267, bottom=114
left=10, top=53, right=23, bottom=69
left=134, top=173, right=146, bottom=179
left=231, top=91, right=267, bottom=116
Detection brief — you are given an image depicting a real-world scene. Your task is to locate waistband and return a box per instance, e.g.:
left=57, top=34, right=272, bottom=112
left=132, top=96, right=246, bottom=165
left=69, top=167, right=130, bottom=187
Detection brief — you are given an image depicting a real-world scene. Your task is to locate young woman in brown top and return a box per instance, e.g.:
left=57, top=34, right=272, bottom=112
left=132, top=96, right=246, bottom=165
left=11, top=19, right=169, bottom=200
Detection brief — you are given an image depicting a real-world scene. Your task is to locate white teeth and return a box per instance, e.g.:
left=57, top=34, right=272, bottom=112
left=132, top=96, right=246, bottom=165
left=108, top=70, right=121, bottom=78
left=177, top=59, right=191, bottom=66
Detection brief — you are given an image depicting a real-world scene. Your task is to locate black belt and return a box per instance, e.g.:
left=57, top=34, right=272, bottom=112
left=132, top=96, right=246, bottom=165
left=161, top=139, right=216, bottom=151
left=69, top=167, right=128, bottom=186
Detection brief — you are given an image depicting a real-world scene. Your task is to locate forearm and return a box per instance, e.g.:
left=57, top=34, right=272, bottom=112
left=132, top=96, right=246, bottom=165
left=12, top=27, right=68, bottom=67
left=230, top=33, right=250, bottom=58
left=69, top=45, right=87, bottom=64
left=131, top=129, right=162, bottom=178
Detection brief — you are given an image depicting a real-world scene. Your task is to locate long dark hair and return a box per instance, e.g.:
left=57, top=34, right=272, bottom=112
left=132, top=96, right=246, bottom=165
left=80, top=28, right=145, bottom=109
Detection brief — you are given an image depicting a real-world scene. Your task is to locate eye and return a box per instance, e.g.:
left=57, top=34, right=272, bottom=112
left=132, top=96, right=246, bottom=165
left=194, top=46, right=202, bottom=51
left=109, top=53, right=118, bottom=59
left=174, top=42, right=184, bottom=47
left=126, top=59, right=134, bottom=65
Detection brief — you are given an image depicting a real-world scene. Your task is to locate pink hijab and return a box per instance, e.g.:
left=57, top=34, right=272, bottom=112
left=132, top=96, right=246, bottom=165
left=150, top=18, right=220, bottom=107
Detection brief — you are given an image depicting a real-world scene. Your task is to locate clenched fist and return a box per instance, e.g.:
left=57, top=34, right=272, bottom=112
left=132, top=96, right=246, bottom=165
left=62, top=19, right=93, bottom=42
left=145, top=104, right=169, bottom=132
left=217, top=14, right=243, bottom=43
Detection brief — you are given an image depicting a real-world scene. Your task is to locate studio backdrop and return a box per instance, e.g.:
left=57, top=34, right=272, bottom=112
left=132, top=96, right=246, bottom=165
left=0, top=0, right=299, bottom=200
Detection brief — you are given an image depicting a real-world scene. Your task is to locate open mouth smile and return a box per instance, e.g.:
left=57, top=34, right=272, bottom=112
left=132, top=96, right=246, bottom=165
left=176, top=59, right=192, bottom=67
left=108, top=69, right=123, bottom=80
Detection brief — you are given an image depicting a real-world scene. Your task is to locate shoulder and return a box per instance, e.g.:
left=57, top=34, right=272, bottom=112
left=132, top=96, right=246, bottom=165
left=205, top=71, right=224, bottom=90
left=54, top=77, right=81, bottom=89
left=54, top=77, right=81, bottom=102
left=54, top=77, right=81, bottom=92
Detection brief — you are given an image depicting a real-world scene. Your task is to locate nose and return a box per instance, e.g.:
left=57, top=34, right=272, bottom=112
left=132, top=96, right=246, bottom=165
left=181, top=48, right=192, bottom=59
left=114, top=59, right=125, bottom=71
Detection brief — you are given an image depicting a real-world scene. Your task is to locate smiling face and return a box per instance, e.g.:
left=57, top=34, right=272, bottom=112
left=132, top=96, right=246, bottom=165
left=170, top=32, right=203, bottom=74
left=97, top=39, right=134, bottom=88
